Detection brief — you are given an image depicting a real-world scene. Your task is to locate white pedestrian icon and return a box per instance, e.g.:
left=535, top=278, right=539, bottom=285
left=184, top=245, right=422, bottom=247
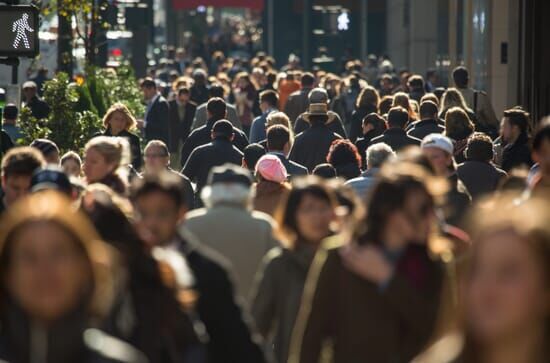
left=337, top=11, right=350, bottom=31
left=12, top=13, right=34, bottom=49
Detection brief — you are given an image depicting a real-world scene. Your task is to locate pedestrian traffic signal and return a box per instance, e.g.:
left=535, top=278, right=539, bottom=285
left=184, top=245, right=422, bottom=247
left=0, top=5, right=39, bottom=58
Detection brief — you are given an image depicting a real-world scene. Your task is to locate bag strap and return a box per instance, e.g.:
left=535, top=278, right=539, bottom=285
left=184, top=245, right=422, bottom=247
left=473, top=90, right=479, bottom=113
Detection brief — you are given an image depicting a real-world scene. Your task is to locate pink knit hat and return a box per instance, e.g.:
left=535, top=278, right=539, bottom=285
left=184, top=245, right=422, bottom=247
left=255, top=154, right=288, bottom=183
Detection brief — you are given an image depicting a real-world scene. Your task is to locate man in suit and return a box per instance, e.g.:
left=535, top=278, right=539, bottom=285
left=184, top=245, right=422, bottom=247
left=266, top=124, right=307, bottom=177
left=169, top=87, right=197, bottom=168
left=369, top=106, right=421, bottom=152
left=249, top=90, right=279, bottom=144
left=140, top=78, right=170, bottom=145
left=407, top=101, right=445, bottom=140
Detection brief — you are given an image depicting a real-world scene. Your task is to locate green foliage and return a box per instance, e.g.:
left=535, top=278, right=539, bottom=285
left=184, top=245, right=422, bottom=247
left=17, top=107, right=51, bottom=146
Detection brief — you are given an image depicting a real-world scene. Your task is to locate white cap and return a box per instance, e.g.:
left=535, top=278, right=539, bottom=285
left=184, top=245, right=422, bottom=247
left=421, top=133, right=454, bottom=155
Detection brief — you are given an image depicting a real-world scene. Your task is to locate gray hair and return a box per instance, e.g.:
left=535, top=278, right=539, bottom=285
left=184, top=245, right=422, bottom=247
left=200, top=183, right=254, bottom=209
left=308, top=88, right=329, bottom=103
left=366, top=143, right=395, bottom=169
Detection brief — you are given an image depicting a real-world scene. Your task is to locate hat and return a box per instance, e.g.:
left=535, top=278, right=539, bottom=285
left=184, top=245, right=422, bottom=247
left=255, top=154, right=287, bottom=183
left=308, top=88, right=329, bottom=103
left=207, top=164, right=253, bottom=187
left=303, top=103, right=329, bottom=123
left=421, top=133, right=454, bottom=155
left=22, top=81, right=37, bottom=90
left=31, top=167, right=73, bottom=196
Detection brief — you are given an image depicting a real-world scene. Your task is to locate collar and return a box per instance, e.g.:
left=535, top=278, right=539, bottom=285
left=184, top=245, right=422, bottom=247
left=149, top=93, right=161, bottom=105
left=361, top=167, right=380, bottom=177
left=384, top=127, right=406, bottom=135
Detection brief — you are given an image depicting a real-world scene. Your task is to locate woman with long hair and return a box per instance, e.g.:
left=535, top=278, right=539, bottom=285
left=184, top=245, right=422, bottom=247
left=445, top=107, right=476, bottom=164
left=349, top=86, right=380, bottom=142
left=393, top=92, right=418, bottom=121
left=251, top=177, right=337, bottom=363
left=439, top=88, right=476, bottom=123
left=100, top=103, right=142, bottom=171
left=0, top=191, right=146, bottom=362
left=83, top=136, right=131, bottom=195
left=414, top=196, right=550, bottom=363
left=290, top=162, right=447, bottom=363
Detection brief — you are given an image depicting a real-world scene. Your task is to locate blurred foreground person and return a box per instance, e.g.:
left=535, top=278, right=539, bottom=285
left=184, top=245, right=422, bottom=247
left=185, top=164, right=278, bottom=298
left=130, top=171, right=267, bottom=363
left=0, top=192, right=146, bottom=362
left=251, top=177, right=337, bottom=363
left=253, top=154, right=291, bottom=217
left=289, top=163, right=447, bottom=363
left=414, top=197, right=550, bottom=363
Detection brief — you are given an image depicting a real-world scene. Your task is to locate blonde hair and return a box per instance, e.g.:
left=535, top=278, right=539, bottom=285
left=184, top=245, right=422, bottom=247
left=85, top=136, right=130, bottom=167
left=267, top=111, right=294, bottom=145
left=355, top=85, right=380, bottom=110
left=392, top=92, right=418, bottom=120
left=441, top=88, right=473, bottom=114
left=102, top=103, right=137, bottom=131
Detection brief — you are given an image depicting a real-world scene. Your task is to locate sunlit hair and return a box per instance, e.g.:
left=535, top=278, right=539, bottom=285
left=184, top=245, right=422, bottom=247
left=0, top=191, right=119, bottom=319
left=440, top=88, right=473, bottom=115
left=267, top=111, right=294, bottom=145
left=85, top=136, right=130, bottom=168
left=201, top=183, right=253, bottom=209
left=392, top=92, right=418, bottom=120
left=60, top=150, right=82, bottom=167
left=445, top=107, right=475, bottom=140
left=102, top=102, right=137, bottom=131
left=326, top=139, right=361, bottom=170
left=421, top=93, right=440, bottom=106
left=355, top=85, right=380, bottom=110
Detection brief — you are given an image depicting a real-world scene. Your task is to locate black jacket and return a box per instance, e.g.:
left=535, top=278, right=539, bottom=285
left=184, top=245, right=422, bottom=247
left=501, top=134, right=533, bottom=172
left=167, top=168, right=196, bottom=209
left=180, top=118, right=249, bottom=168
left=182, top=138, right=244, bottom=192
left=269, top=152, right=308, bottom=177
left=406, top=119, right=445, bottom=140
left=101, top=129, right=142, bottom=170
left=25, top=96, right=50, bottom=119
left=169, top=100, right=197, bottom=152
left=369, top=128, right=421, bottom=152
left=348, top=105, right=377, bottom=143
left=445, top=174, right=472, bottom=227
left=145, top=94, right=171, bottom=145
left=457, top=160, right=507, bottom=200
left=289, top=123, right=342, bottom=172
left=294, top=111, right=347, bottom=139
left=284, top=87, right=312, bottom=124
left=1, top=130, right=14, bottom=157
left=177, top=231, right=267, bottom=363
left=355, top=129, right=385, bottom=169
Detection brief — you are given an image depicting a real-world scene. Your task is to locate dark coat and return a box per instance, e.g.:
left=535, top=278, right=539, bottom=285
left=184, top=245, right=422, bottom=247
left=407, top=119, right=445, bottom=140
left=181, top=138, right=244, bottom=192
left=289, top=123, right=342, bottom=172
left=177, top=230, right=267, bottom=363
left=349, top=105, right=377, bottom=143
left=25, top=96, right=50, bottom=119
left=501, top=134, right=533, bottom=172
left=169, top=100, right=197, bottom=152
left=355, top=129, right=385, bottom=169
left=168, top=168, right=196, bottom=209
left=269, top=152, right=308, bottom=177
left=180, top=118, right=249, bottom=168
left=294, top=111, right=347, bottom=138
left=457, top=161, right=507, bottom=200
left=102, top=129, right=142, bottom=170
left=145, top=94, right=171, bottom=145
left=0, top=130, right=14, bottom=157
left=290, top=239, right=444, bottom=363
left=284, top=88, right=312, bottom=124
left=369, top=128, right=421, bottom=152
left=445, top=174, right=472, bottom=227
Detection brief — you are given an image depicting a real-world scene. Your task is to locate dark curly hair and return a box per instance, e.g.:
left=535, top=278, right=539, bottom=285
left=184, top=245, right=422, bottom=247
left=326, top=139, right=361, bottom=169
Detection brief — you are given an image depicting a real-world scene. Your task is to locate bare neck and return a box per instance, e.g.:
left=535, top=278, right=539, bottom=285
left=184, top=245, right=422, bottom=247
left=482, top=327, right=545, bottom=363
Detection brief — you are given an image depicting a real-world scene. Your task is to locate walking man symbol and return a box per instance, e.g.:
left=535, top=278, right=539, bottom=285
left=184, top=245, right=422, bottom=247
left=12, top=13, right=34, bottom=49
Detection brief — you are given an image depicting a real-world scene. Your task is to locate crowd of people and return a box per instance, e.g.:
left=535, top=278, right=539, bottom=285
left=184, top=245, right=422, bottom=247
left=1, top=49, right=549, bottom=363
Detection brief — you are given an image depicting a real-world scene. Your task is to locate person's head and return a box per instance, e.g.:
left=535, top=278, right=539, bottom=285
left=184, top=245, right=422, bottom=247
left=362, top=112, right=387, bottom=136
left=2, top=104, right=18, bottom=123
left=22, top=81, right=38, bottom=100
left=326, top=139, right=361, bottom=170
left=312, top=163, right=337, bottom=179
left=441, top=88, right=470, bottom=112
left=177, top=87, right=190, bottom=104
left=420, top=93, right=440, bottom=106
left=380, top=74, right=393, bottom=92
left=200, top=164, right=253, bottom=208
left=408, top=74, right=425, bottom=92
left=532, top=117, right=550, bottom=175
left=387, top=106, right=409, bottom=129
left=355, top=86, right=379, bottom=111
left=445, top=106, right=475, bottom=140
left=452, top=66, right=469, bottom=88
left=60, top=151, right=82, bottom=178
left=130, top=171, right=189, bottom=249
left=211, top=119, right=234, bottom=142
left=206, top=97, right=227, bottom=121
left=259, top=89, right=279, bottom=113
left=465, top=132, right=494, bottom=162
left=278, top=176, right=337, bottom=245
left=0, top=191, right=115, bottom=323
left=379, top=95, right=394, bottom=115
left=304, top=103, right=329, bottom=125
left=420, top=100, right=439, bottom=120
left=421, top=133, right=455, bottom=176
left=208, top=83, right=225, bottom=99
left=461, top=197, right=550, bottom=359
left=242, top=143, right=266, bottom=171
left=501, top=108, right=530, bottom=144
left=83, top=136, right=129, bottom=184
left=366, top=143, right=395, bottom=170
left=426, top=69, right=438, bottom=84
left=1, top=147, right=46, bottom=207
left=102, top=103, right=137, bottom=135
left=266, top=112, right=294, bottom=144
left=30, top=139, right=60, bottom=165
left=192, top=68, right=207, bottom=86
left=267, top=124, right=294, bottom=155
left=255, top=154, right=287, bottom=184
left=308, top=88, right=329, bottom=104
left=358, top=162, right=441, bottom=248
left=144, top=140, right=170, bottom=173
left=140, top=78, right=158, bottom=101
left=300, top=72, right=315, bottom=88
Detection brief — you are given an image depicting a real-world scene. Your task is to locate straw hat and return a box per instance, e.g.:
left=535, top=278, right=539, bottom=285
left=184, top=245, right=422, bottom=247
left=303, top=103, right=329, bottom=123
